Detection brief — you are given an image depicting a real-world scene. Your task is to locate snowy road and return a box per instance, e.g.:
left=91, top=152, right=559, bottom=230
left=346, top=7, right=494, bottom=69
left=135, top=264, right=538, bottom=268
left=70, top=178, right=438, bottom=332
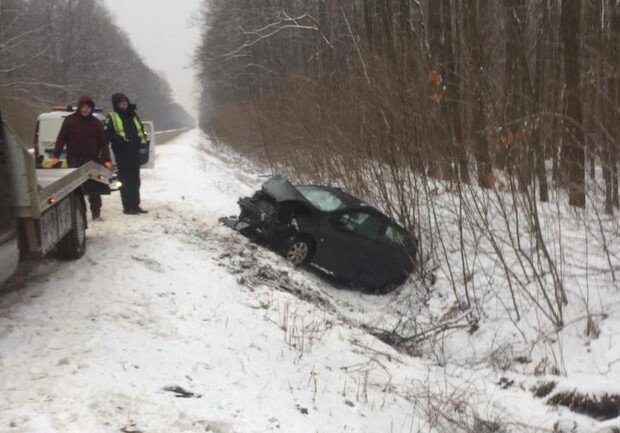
left=0, top=131, right=435, bottom=433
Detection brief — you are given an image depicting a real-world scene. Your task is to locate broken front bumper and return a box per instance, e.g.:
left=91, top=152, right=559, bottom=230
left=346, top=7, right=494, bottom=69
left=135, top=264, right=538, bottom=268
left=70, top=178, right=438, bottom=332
left=236, top=197, right=296, bottom=242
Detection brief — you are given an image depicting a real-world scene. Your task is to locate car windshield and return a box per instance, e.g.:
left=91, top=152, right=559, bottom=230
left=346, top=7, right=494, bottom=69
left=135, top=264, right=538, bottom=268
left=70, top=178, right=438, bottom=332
left=297, top=186, right=344, bottom=212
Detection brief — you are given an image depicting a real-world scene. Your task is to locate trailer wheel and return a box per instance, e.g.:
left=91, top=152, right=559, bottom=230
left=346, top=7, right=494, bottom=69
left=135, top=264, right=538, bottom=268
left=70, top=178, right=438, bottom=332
left=57, top=194, right=86, bottom=259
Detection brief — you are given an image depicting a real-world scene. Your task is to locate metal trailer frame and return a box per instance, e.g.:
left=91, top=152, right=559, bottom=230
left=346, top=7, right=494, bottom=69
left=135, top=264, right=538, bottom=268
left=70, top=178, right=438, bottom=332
left=4, top=120, right=111, bottom=259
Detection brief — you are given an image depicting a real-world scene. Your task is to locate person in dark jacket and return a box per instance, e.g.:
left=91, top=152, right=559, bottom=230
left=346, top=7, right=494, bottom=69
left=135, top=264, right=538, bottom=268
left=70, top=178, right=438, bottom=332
left=53, top=95, right=112, bottom=220
left=106, top=93, right=147, bottom=215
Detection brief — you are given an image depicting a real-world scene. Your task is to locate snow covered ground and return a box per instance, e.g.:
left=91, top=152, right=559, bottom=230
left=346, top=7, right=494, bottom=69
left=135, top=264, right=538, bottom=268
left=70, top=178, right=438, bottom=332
left=1, top=130, right=619, bottom=432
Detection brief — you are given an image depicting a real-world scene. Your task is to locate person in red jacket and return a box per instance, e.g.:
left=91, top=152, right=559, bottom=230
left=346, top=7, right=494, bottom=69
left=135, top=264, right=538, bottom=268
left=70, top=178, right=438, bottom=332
left=53, top=95, right=113, bottom=220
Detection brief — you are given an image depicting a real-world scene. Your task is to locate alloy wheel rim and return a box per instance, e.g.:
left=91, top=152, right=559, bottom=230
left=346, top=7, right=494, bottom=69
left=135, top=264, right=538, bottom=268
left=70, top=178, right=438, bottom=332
left=287, top=242, right=308, bottom=264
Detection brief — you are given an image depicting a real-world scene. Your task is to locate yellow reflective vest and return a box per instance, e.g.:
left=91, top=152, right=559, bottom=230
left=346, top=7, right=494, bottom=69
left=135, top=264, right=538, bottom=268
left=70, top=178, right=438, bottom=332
left=108, top=112, right=147, bottom=144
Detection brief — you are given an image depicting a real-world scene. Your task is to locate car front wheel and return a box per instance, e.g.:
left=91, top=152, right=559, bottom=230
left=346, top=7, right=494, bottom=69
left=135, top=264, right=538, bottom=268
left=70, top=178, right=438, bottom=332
left=285, top=237, right=313, bottom=266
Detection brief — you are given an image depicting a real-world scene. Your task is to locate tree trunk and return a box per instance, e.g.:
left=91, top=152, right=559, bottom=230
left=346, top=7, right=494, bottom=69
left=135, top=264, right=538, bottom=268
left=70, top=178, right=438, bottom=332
left=610, top=0, right=620, bottom=210
left=398, top=0, right=412, bottom=70
left=427, top=0, right=442, bottom=178
left=534, top=0, right=549, bottom=202
left=466, top=0, right=491, bottom=187
left=382, top=0, right=396, bottom=64
left=442, top=0, right=469, bottom=183
left=561, top=0, right=585, bottom=208
left=503, top=0, right=531, bottom=190
left=613, top=75, right=620, bottom=208
left=317, top=0, right=331, bottom=82
left=362, top=0, right=374, bottom=48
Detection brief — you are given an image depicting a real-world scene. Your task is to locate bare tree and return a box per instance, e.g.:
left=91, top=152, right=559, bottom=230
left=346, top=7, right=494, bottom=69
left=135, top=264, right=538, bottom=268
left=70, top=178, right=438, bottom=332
left=561, top=0, right=585, bottom=208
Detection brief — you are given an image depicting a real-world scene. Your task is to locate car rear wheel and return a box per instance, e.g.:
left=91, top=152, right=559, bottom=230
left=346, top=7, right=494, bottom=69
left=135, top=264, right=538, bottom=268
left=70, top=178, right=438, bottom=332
left=372, top=275, right=408, bottom=295
left=285, top=237, right=313, bottom=266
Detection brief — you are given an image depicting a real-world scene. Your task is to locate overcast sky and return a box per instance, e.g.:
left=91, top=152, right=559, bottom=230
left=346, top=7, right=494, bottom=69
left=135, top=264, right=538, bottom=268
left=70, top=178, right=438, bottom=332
left=102, top=0, right=203, bottom=118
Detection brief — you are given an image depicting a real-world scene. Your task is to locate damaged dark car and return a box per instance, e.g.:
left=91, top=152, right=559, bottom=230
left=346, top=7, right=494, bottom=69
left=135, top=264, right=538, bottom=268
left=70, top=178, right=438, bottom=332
left=224, top=176, right=418, bottom=292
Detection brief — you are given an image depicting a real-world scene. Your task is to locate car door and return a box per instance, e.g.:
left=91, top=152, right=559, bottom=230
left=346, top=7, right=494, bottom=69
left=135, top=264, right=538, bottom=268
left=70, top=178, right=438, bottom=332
left=140, top=121, right=156, bottom=169
left=360, top=222, right=412, bottom=288
left=314, top=211, right=383, bottom=281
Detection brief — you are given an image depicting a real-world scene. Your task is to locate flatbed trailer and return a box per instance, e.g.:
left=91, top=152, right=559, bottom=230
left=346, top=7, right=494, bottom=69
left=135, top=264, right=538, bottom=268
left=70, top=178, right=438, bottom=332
left=0, top=109, right=112, bottom=286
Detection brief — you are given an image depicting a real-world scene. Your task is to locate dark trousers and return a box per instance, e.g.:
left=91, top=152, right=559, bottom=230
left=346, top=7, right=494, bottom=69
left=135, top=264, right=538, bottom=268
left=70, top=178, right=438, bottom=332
left=116, top=150, right=141, bottom=211
left=88, top=194, right=102, bottom=218
left=67, top=155, right=102, bottom=218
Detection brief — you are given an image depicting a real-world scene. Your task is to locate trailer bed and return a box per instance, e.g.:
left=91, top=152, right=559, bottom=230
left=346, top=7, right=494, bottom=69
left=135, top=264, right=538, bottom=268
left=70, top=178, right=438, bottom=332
left=36, top=168, right=77, bottom=189
left=36, top=163, right=111, bottom=214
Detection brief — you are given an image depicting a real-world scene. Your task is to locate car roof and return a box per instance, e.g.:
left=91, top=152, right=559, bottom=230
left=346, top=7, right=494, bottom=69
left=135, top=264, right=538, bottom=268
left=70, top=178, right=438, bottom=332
left=37, top=112, right=106, bottom=121
left=269, top=177, right=410, bottom=232
left=300, top=186, right=412, bottom=230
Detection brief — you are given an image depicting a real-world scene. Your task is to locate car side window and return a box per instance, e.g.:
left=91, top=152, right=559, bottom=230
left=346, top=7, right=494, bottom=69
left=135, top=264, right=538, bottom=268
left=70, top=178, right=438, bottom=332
left=335, top=212, right=383, bottom=240
left=380, top=224, right=407, bottom=247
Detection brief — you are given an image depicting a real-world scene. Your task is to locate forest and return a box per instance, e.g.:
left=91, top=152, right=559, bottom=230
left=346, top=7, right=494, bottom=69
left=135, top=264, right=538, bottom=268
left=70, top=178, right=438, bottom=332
left=196, top=0, right=619, bottom=214
left=0, top=0, right=194, bottom=143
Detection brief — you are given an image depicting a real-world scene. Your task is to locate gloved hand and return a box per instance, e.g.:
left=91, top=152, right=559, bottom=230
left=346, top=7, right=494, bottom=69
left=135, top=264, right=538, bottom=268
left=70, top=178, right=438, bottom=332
left=51, top=157, right=61, bottom=168
left=104, top=161, right=113, bottom=170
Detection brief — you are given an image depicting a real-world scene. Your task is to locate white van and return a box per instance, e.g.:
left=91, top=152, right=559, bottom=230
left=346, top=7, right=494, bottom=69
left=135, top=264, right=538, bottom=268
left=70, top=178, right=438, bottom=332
left=34, top=106, right=156, bottom=169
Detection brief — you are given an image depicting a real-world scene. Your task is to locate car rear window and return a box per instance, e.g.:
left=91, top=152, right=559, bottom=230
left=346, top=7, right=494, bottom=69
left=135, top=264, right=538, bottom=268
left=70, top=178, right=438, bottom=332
left=297, top=186, right=344, bottom=212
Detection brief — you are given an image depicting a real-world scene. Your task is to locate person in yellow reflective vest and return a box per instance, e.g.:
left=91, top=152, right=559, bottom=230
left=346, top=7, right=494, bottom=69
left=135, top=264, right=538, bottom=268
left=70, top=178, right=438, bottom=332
left=106, top=93, right=147, bottom=215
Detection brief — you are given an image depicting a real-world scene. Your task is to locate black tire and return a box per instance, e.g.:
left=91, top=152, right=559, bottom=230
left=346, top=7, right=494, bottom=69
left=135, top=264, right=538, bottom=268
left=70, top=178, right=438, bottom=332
left=285, top=236, right=314, bottom=266
left=376, top=282, right=398, bottom=295
left=57, top=195, right=86, bottom=260
left=372, top=275, right=408, bottom=295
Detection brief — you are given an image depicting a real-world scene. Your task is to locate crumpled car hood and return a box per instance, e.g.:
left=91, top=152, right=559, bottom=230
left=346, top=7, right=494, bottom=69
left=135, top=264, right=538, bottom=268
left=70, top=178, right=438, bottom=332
left=262, top=175, right=312, bottom=206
